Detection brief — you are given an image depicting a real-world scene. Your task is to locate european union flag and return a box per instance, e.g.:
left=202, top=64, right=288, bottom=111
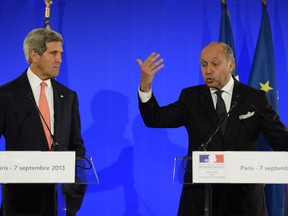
left=248, top=1, right=282, bottom=215
left=219, top=0, right=238, bottom=80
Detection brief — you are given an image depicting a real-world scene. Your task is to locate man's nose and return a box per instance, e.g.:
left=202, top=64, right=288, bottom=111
left=56, top=54, right=62, bottom=63
left=205, top=65, right=213, bottom=74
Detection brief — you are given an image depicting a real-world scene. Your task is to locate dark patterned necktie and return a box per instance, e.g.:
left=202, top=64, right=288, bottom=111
left=215, top=90, right=227, bottom=134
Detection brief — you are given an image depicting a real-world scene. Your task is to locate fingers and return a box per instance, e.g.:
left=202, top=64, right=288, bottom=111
left=151, top=57, right=164, bottom=73
left=144, top=52, right=163, bottom=71
left=137, top=52, right=164, bottom=75
left=137, top=52, right=164, bottom=92
left=136, top=58, right=143, bottom=66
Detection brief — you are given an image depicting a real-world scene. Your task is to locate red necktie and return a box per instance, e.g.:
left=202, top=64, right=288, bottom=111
left=39, top=81, right=51, bottom=149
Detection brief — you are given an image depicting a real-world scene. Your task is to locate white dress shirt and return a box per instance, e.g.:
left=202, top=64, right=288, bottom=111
left=210, top=77, right=234, bottom=112
left=27, top=68, right=54, bottom=134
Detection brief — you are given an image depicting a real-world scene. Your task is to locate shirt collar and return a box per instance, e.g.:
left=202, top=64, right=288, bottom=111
left=210, top=76, right=234, bottom=96
left=27, top=67, right=52, bottom=90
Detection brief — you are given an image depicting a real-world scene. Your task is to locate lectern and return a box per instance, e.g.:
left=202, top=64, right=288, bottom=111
left=173, top=151, right=288, bottom=216
left=0, top=151, right=99, bottom=216
left=173, top=155, right=212, bottom=216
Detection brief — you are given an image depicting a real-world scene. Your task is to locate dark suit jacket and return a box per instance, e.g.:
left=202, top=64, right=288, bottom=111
left=139, top=79, right=288, bottom=216
left=0, top=71, right=86, bottom=216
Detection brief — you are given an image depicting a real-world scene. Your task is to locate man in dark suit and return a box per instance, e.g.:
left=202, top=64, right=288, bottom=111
left=137, top=42, right=288, bottom=216
left=0, top=28, right=86, bottom=216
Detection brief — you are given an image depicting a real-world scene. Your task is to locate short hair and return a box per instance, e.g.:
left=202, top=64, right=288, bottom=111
left=201, top=42, right=235, bottom=63
left=216, top=42, right=235, bottom=63
left=23, top=28, right=63, bottom=64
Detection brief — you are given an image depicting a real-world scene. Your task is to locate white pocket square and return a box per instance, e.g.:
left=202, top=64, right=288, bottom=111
left=239, top=111, right=255, bottom=120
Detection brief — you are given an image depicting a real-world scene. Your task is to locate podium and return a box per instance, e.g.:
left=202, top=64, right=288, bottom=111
left=173, top=151, right=288, bottom=216
left=173, top=155, right=213, bottom=216
left=0, top=151, right=99, bottom=216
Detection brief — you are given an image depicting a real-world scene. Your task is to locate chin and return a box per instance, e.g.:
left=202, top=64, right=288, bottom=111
left=206, top=83, right=217, bottom=88
left=52, top=73, right=59, bottom=78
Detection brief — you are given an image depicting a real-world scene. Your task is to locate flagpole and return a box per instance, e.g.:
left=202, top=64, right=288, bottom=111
left=44, top=4, right=56, bottom=214
left=44, top=0, right=52, bottom=29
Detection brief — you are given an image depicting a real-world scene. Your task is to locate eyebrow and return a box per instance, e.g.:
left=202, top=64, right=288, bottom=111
left=48, top=49, right=64, bottom=53
left=201, top=57, right=218, bottom=61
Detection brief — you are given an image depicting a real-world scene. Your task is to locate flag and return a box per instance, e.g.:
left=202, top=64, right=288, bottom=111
left=219, top=0, right=239, bottom=80
left=248, top=1, right=283, bottom=215
left=199, top=154, right=224, bottom=163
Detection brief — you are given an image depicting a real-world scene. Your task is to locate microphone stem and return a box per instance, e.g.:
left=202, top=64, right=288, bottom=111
left=198, top=101, right=237, bottom=151
left=28, top=94, right=59, bottom=151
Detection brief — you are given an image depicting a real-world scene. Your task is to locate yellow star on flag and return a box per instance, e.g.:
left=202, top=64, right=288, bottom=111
left=260, top=81, right=273, bottom=92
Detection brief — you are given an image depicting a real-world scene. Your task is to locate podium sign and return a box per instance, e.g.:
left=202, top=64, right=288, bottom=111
left=0, top=151, right=75, bottom=183
left=193, top=151, right=288, bottom=184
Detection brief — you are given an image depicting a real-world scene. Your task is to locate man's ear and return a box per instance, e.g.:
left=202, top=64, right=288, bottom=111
left=30, top=50, right=39, bottom=63
left=229, top=60, right=236, bottom=73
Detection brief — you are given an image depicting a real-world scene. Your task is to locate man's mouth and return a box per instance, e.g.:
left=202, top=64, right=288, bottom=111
left=206, top=77, right=214, bottom=83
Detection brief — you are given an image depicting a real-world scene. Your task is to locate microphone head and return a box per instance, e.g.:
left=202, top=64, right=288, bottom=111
left=52, top=140, right=59, bottom=151
left=229, top=101, right=238, bottom=112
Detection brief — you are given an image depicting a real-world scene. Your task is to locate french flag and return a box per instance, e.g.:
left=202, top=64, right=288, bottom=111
left=199, top=154, right=224, bottom=163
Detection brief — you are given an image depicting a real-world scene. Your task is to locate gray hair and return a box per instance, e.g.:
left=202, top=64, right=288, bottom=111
left=23, top=28, right=63, bottom=64
left=216, top=42, right=235, bottom=63
left=200, top=42, right=235, bottom=63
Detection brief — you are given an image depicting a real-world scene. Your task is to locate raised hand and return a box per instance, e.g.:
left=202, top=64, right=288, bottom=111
left=137, top=52, right=164, bottom=92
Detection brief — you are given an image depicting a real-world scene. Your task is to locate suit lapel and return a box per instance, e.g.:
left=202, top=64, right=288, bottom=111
left=52, top=80, right=64, bottom=141
left=198, top=86, right=219, bottom=126
left=198, top=80, right=250, bottom=150
left=17, top=71, right=49, bottom=148
left=224, top=80, right=248, bottom=149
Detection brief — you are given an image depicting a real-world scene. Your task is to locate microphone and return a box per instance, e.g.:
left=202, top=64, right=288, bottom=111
left=28, top=93, right=59, bottom=151
left=198, top=101, right=238, bottom=151
left=249, top=104, right=286, bottom=131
